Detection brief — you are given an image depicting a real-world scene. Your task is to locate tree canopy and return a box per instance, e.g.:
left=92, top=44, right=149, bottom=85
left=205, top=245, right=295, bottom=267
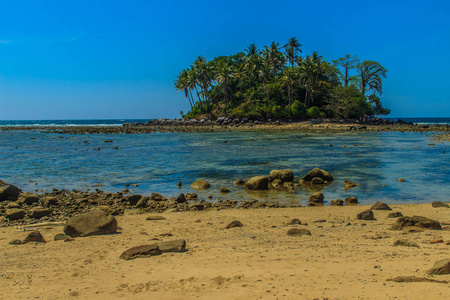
left=175, top=38, right=390, bottom=120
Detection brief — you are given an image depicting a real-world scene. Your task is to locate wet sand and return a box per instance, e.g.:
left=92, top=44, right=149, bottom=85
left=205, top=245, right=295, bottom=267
left=1, top=203, right=449, bottom=299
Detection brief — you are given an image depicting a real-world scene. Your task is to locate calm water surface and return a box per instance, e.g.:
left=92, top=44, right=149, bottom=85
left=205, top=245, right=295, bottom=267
left=0, top=130, right=448, bottom=205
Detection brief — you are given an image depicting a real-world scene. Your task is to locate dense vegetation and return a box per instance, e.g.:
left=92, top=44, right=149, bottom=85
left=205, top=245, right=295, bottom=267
left=175, top=38, right=390, bottom=120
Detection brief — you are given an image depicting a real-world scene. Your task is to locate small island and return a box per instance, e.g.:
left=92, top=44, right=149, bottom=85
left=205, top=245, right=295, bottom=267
left=175, top=37, right=389, bottom=121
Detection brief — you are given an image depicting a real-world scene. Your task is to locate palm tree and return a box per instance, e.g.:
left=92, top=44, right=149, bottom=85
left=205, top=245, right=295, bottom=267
left=283, top=37, right=302, bottom=68
left=279, top=67, right=297, bottom=113
left=174, top=69, right=194, bottom=109
left=244, top=43, right=261, bottom=80
left=263, top=41, right=285, bottom=75
left=215, top=60, right=235, bottom=105
left=298, top=57, right=315, bottom=107
left=259, top=62, right=272, bottom=108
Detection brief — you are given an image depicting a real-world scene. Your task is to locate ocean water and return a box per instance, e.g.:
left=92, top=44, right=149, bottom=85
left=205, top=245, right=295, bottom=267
left=0, top=128, right=448, bottom=205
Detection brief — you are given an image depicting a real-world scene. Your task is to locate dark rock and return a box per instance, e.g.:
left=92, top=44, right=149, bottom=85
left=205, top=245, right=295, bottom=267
left=244, top=176, right=269, bottom=190
left=287, top=219, right=302, bottom=225
left=226, top=220, right=243, bottom=229
left=301, top=168, right=334, bottom=182
left=220, top=187, right=230, bottom=193
left=357, top=209, right=375, bottom=220
left=427, top=258, right=450, bottom=275
left=391, top=216, right=442, bottom=230
left=330, top=199, right=344, bottom=206
left=64, top=210, right=118, bottom=237
left=5, top=209, right=26, bottom=220
left=125, top=194, right=142, bottom=205
left=54, top=233, right=72, bottom=241
left=146, top=216, right=167, bottom=221
left=176, top=181, right=182, bottom=187
left=150, top=193, right=167, bottom=202
left=431, top=201, right=449, bottom=208
left=387, top=276, right=448, bottom=283
left=176, top=193, right=187, bottom=203
left=119, top=244, right=162, bottom=260
left=311, top=177, right=324, bottom=185
left=309, top=192, right=324, bottom=204
left=41, top=197, right=58, bottom=207
left=268, top=169, right=294, bottom=183
left=190, top=180, right=210, bottom=190
left=157, top=239, right=186, bottom=253
left=135, top=196, right=150, bottom=208
left=0, top=183, right=22, bottom=201
left=20, top=193, right=40, bottom=205
left=387, top=212, right=403, bottom=218
left=393, top=239, right=420, bottom=248
left=9, top=239, right=22, bottom=245
left=29, top=207, right=52, bottom=219
left=345, top=197, right=358, bottom=205
left=185, top=193, right=197, bottom=200
left=189, top=203, right=204, bottom=211
left=287, top=228, right=311, bottom=236
left=371, top=201, right=392, bottom=210
left=343, top=180, right=358, bottom=190
left=233, top=179, right=246, bottom=186
left=23, top=230, right=46, bottom=243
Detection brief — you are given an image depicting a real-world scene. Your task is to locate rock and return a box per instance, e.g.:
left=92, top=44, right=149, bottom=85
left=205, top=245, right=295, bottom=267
left=5, top=209, right=26, bottom=220
left=244, top=176, right=269, bottom=190
left=176, top=193, right=187, bottom=203
left=225, top=220, right=243, bottom=229
left=119, top=244, right=162, bottom=260
left=287, top=228, right=311, bottom=236
left=345, top=197, right=358, bottom=205
left=343, top=180, right=358, bottom=190
left=176, top=181, right=182, bottom=187
left=135, top=196, right=150, bottom=208
left=387, top=276, right=448, bottom=283
left=220, top=187, right=230, bottom=193
left=146, top=216, right=166, bottom=221
left=189, top=203, right=204, bottom=211
left=233, top=179, right=246, bottom=186
left=150, top=193, right=167, bottom=202
left=268, top=169, right=294, bottom=183
left=311, top=177, right=324, bottom=185
left=330, top=199, right=344, bottom=206
left=287, top=219, right=302, bottom=225
left=157, top=239, right=186, bottom=253
left=20, top=193, right=40, bottom=205
left=309, top=192, right=324, bottom=204
left=371, top=201, right=392, bottom=210
left=190, top=180, right=210, bottom=190
left=398, top=178, right=405, bottom=182
left=23, top=230, right=46, bottom=243
left=391, top=216, right=442, bottom=230
left=185, top=193, right=197, bottom=200
left=427, top=258, right=450, bottom=275
left=0, top=216, right=6, bottom=223
left=429, top=239, right=444, bottom=244
left=29, top=207, right=52, bottom=219
left=9, top=239, right=23, bottom=245
left=0, top=183, right=22, bottom=201
left=54, top=233, right=72, bottom=241
left=41, top=197, right=58, bottom=207
left=6, top=202, right=20, bottom=209
left=357, top=209, right=374, bottom=220
left=301, top=168, right=333, bottom=182
left=393, top=239, right=420, bottom=248
left=387, top=212, right=403, bottom=218
left=64, top=210, right=118, bottom=237
left=124, top=194, right=142, bottom=205
left=431, top=201, right=449, bottom=208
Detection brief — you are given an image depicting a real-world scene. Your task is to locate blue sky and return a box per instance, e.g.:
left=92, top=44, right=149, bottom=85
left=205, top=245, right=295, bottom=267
left=0, top=0, right=449, bottom=120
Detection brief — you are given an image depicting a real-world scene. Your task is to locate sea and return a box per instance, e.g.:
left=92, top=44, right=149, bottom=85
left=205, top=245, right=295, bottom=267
left=0, top=118, right=449, bottom=205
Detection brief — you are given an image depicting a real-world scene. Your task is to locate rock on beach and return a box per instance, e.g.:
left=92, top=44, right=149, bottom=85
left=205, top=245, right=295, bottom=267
left=63, top=210, right=118, bottom=237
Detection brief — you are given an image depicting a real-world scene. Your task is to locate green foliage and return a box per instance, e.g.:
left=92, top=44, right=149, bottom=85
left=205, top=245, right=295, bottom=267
left=307, top=106, right=325, bottom=118
left=174, top=39, right=390, bottom=121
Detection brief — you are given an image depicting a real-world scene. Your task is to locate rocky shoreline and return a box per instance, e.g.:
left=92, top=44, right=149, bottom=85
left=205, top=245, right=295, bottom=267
left=1, top=118, right=449, bottom=136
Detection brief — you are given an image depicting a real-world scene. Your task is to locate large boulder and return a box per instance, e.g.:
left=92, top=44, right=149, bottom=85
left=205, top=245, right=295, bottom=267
left=301, top=168, right=333, bottom=182
left=371, top=201, right=392, bottom=210
left=190, top=180, right=210, bottom=190
left=5, top=209, right=26, bottom=220
left=19, top=193, right=40, bottom=205
left=309, top=192, right=324, bottom=204
left=29, top=207, right=52, bottom=219
left=427, top=258, right=450, bottom=275
left=357, top=209, right=375, bottom=220
left=431, top=201, right=449, bottom=208
left=0, top=183, right=22, bottom=201
left=391, top=216, right=442, bottom=230
left=269, top=169, right=294, bottom=183
left=124, top=194, right=142, bottom=206
left=244, top=176, right=269, bottom=190
left=63, top=210, right=118, bottom=237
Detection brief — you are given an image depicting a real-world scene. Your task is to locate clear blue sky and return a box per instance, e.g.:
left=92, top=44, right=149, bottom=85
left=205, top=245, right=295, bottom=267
left=0, top=0, right=449, bottom=120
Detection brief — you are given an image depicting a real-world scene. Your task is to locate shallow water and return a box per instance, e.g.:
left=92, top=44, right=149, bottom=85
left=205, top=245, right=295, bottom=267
left=0, top=130, right=448, bottom=205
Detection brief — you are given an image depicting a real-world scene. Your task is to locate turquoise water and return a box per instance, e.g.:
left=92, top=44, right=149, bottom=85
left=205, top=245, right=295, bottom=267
left=0, top=130, right=448, bottom=205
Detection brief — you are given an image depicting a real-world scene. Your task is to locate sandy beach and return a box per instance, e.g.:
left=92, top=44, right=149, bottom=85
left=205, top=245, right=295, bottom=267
left=1, top=203, right=449, bottom=299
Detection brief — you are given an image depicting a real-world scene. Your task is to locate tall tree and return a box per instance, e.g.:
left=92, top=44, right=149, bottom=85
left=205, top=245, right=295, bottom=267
left=174, top=69, right=194, bottom=108
left=333, top=54, right=360, bottom=87
left=357, top=60, right=388, bottom=96
left=279, top=67, right=297, bottom=113
left=263, top=41, right=285, bottom=75
left=283, top=37, right=302, bottom=68
left=215, top=60, right=234, bottom=105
